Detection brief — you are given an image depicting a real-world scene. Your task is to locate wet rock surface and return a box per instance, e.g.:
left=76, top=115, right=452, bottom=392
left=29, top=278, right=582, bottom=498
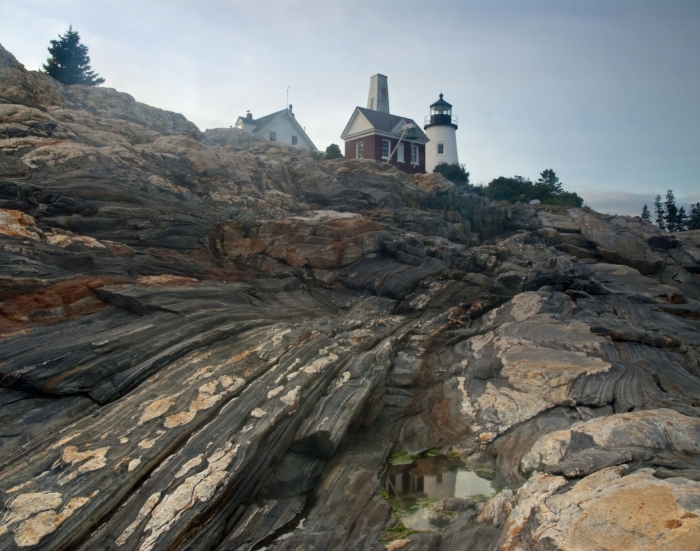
left=1, top=43, right=700, bottom=550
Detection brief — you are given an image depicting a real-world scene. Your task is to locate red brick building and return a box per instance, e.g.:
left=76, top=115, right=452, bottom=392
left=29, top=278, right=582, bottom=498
left=340, top=75, right=429, bottom=174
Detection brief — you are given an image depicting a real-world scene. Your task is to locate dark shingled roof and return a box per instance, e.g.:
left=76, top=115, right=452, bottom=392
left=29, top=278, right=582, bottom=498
left=237, top=116, right=260, bottom=127
left=355, top=107, right=429, bottom=141
left=248, top=110, right=288, bottom=134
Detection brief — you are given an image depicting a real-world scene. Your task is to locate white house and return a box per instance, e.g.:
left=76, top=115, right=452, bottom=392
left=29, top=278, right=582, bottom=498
left=235, top=105, right=316, bottom=150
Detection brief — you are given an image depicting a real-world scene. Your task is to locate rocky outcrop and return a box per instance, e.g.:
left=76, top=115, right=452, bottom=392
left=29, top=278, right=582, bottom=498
left=1, top=44, right=699, bottom=550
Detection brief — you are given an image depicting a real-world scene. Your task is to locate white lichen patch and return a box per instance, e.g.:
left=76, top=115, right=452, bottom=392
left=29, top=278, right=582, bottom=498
left=46, top=233, right=105, bottom=249
left=50, top=433, right=80, bottom=450
left=174, top=456, right=203, bottom=479
left=332, top=371, right=351, bottom=391
left=164, top=376, right=245, bottom=429
left=456, top=377, right=477, bottom=418
left=138, top=438, right=158, bottom=450
left=163, top=410, right=197, bottom=429
left=138, top=395, right=180, bottom=425
left=0, top=491, right=97, bottom=547
left=115, top=492, right=161, bottom=546
left=6, top=481, right=33, bottom=494
left=1, top=492, right=63, bottom=529
left=128, top=458, right=142, bottom=472
left=119, top=437, right=129, bottom=444
left=269, top=328, right=292, bottom=347
left=299, top=353, right=338, bottom=375
left=137, top=443, right=240, bottom=551
left=250, top=408, right=267, bottom=418
left=267, top=386, right=284, bottom=399
left=58, top=446, right=109, bottom=485
left=280, top=386, right=301, bottom=411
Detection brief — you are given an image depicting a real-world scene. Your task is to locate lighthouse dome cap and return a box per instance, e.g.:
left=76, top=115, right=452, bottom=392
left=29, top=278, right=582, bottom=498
left=430, top=93, right=452, bottom=108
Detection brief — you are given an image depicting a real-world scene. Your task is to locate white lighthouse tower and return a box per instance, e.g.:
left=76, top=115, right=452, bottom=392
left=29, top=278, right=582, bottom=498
left=424, top=94, right=458, bottom=172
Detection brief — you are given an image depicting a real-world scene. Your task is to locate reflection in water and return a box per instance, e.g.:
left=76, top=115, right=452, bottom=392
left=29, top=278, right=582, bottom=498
left=385, top=454, right=495, bottom=531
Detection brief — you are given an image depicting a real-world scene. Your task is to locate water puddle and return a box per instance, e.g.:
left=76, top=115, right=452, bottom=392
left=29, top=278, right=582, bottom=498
left=383, top=452, right=495, bottom=531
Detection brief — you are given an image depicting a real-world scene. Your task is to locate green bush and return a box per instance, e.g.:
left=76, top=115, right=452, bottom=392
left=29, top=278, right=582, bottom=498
left=483, top=170, right=582, bottom=207
left=324, top=143, right=343, bottom=160
left=433, top=162, right=469, bottom=186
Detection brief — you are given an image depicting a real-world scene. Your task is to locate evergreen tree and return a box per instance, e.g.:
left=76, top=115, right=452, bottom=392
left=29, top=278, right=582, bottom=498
left=42, top=26, right=104, bottom=86
left=641, top=204, right=651, bottom=223
left=677, top=206, right=688, bottom=232
left=536, top=169, right=563, bottom=194
left=665, top=190, right=678, bottom=232
left=689, top=203, right=700, bottom=230
left=324, top=143, right=343, bottom=159
left=654, top=195, right=666, bottom=231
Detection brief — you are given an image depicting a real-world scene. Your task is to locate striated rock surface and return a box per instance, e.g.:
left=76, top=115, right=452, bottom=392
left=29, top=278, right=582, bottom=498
left=1, top=43, right=699, bottom=550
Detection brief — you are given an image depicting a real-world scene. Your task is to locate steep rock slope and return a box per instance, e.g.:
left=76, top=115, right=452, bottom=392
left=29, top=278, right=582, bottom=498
left=1, top=44, right=699, bottom=551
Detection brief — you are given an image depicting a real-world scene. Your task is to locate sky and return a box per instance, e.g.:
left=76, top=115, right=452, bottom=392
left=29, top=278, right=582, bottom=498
left=1, top=0, right=699, bottom=215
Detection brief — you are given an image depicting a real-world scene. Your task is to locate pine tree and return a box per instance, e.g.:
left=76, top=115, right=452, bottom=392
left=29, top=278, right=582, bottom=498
left=689, top=203, right=700, bottom=230
left=641, top=204, right=651, bottom=223
left=665, top=190, right=678, bottom=232
left=677, top=206, right=688, bottom=232
left=42, top=26, right=104, bottom=86
left=536, top=169, right=563, bottom=194
left=654, top=195, right=666, bottom=231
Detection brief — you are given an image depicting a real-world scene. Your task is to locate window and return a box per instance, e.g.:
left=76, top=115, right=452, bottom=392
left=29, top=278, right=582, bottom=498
left=397, top=142, right=404, bottom=163
left=437, top=143, right=444, bottom=154
left=411, top=145, right=419, bottom=165
left=269, top=131, right=276, bottom=141
left=382, top=139, right=390, bottom=159
left=356, top=141, right=363, bottom=158
left=291, top=135, right=298, bottom=145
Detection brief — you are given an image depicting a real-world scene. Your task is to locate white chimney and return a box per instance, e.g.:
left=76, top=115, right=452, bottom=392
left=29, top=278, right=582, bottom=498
left=367, top=74, right=389, bottom=113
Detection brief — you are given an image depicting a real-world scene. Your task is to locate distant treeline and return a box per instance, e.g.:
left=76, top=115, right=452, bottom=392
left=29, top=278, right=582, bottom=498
left=433, top=164, right=584, bottom=208
left=641, top=191, right=700, bottom=231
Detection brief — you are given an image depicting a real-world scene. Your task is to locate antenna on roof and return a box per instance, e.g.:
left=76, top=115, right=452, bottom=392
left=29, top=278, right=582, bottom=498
left=287, top=85, right=291, bottom=109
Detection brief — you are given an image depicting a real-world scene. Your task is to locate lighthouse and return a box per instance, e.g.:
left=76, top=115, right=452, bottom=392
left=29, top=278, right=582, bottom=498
left=424, top=94, right=458, bottom=173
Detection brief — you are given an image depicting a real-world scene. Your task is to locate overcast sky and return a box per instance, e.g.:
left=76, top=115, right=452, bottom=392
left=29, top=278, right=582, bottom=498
left=1, top=0, right=699, bottom=215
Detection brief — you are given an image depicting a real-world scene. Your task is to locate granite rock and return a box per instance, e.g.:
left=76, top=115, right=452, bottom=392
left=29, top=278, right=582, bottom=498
left=1, top=44, right=700, bottom=550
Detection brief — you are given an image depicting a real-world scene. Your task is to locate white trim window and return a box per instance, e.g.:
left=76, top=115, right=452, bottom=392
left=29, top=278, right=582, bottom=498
left=397, top=142, right=404, bottom=163
left=356, top=141, right=364, bottom=158
left=411, top=145, right=419, bottom=165
left=382, top=139, right=390, bottom=159
left=437, top=143, right=444, bottom=154
left=291, top=135, right=298, bottom=145
left=269, top=131, right=276, bottom=141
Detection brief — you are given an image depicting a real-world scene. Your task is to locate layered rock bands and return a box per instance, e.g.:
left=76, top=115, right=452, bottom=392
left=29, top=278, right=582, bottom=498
left=1, top=43, right=700, bottom=550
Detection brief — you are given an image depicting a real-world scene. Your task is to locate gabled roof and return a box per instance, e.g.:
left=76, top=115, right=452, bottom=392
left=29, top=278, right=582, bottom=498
left=237, top=109, right=317, bottom=150
left=341, top=107, right=429, bottom=142
left=235, top=116, right=260, bottom=127
left=249, top=109, right=287, bottom=134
